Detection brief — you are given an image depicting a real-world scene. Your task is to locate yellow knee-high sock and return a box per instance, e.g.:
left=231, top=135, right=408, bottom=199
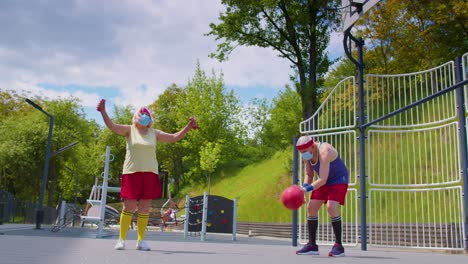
left=137, top=213, right=149, bottom=241
left=119, top=211, right=133, bottom=240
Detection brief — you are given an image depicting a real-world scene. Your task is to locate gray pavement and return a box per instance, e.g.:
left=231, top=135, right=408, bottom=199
left=0, top=224, right=466, bottom=264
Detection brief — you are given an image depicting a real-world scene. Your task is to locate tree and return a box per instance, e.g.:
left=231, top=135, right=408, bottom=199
left=239, top=97, right=271, bottom=146
left=176, top=63, right=244, bottom=184
left=323, top=58, right=357, bottom=90
left=325, top=0, right=468, bottom=105
left=358, top=0, right=468, bottom=73
left=150, top=84, right=188, bottom=193
left=207, top=0, right=340, bottom=120
left=199, top=141, right=222, bottom=194
left=41, top=97, right=98, bottom=206
left=262, top=85, right=302, bottom=149
left=0, top=89, right=100, bottom=206
left=0, top=102, right=46, bottom=200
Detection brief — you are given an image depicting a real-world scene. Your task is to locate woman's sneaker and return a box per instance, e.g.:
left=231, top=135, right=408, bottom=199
left=328, top=243, right=345, bottom=257
left=136, top=240, right=151, bottom=251
left=296, top=243, right=319, bottom=255
left=114, top=239, right=125, bottom=250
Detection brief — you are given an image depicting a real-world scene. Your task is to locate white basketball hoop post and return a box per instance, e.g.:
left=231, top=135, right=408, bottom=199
left=341, top=0, right=380, bottom=32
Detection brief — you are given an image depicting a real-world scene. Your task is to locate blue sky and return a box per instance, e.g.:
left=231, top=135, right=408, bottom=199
left=0, top=0, right=345, bottom=125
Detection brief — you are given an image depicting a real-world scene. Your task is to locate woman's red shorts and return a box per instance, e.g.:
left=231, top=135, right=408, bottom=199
left=120, top=172, right=162, bottom=200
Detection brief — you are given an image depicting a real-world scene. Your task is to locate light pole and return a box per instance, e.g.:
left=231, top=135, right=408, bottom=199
left=25, top=99, right=53, bottom=230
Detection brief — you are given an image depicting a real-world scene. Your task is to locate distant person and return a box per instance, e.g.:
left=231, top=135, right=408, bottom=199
left=97, top=99, right=198, bottom=251
left=161, top=208, right=172, bottom=223
left=295, top=136, right=349, bottom=257
left=169, top=203, right=179, bottom=221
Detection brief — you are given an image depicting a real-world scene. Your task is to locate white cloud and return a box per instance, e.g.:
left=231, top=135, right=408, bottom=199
left=70, top=91, right=101, bottom=108
left=207, top=46, right=292, bottom=88
left=0, top=0, right=344, bottom=115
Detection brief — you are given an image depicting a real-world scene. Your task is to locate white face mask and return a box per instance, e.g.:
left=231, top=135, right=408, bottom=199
left=301, top=151, right=313, bottom=160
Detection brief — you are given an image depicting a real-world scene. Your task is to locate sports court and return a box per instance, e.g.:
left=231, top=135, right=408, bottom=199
left=1, top=1, right=467, bottom=263
left=0, top=224, right=466, bottom=264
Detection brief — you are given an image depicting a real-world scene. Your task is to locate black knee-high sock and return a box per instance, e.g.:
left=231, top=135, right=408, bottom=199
left=331, top=215, right=342, bottom=245
left=307, top=216, right=318, bottom=245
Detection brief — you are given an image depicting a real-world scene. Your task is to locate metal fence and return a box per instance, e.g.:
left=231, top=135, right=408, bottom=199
left=296, top=52, right=468, bottom=250
left=0, top=190, right=57, bottom=225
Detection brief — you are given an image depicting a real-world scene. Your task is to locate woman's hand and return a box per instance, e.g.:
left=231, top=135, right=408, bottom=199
left=97, top=99, right=106, bottom=112
left=189, top=116, right=199, bottom=129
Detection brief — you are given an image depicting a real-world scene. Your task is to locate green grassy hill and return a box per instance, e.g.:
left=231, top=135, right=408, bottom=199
left=177, top=149, right=295, bottom=223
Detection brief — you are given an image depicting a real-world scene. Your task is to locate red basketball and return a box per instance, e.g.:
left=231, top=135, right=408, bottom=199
left=281, top=185, right=305, bottom=210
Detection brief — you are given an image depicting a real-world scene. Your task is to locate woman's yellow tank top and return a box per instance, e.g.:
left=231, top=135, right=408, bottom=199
left=122, top=125, right=158, bottom=174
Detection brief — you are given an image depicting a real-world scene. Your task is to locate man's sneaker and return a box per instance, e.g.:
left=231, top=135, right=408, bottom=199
left=328, top=243, right=345, bottom=257
left=114, top=239, right=125, bottom=250
left=136, top=240, right=151, bottom=251
left=296, top=243, right=319, bottom=255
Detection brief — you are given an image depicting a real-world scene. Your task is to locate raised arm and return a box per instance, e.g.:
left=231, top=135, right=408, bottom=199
left=156, top=116, right=198, bottom=143
left=97, top=99, right=130, bottom=137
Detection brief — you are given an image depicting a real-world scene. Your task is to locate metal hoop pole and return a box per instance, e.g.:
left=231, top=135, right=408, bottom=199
left=184, top=195, right=190, bottom=239
left=232, top=198, right=237, bottom=241
left=97, top=146, right=111, bottom=238
left=201, top=192, right=208, bottom=241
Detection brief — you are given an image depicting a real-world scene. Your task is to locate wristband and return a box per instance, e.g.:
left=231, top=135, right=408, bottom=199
left=302, top=183, right=315, bottom=192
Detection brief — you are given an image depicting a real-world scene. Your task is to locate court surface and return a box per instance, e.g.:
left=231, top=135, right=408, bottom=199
left=0, top=224, right=466, bottom=264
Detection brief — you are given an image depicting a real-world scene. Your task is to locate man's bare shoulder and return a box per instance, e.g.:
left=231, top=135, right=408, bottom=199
left=319, top=143, right=338, bottom=161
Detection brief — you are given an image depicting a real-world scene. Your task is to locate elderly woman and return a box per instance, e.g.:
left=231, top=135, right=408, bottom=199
left=97, top=99, right=197, bottom=251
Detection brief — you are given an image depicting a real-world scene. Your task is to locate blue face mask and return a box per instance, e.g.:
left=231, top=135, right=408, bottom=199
left=301, top=151, right=313, bottom=161
left=138, top=114, right=151, bottom=126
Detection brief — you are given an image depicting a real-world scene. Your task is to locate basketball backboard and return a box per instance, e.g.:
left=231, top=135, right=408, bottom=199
left=341, top=0, right=380, bottom=32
